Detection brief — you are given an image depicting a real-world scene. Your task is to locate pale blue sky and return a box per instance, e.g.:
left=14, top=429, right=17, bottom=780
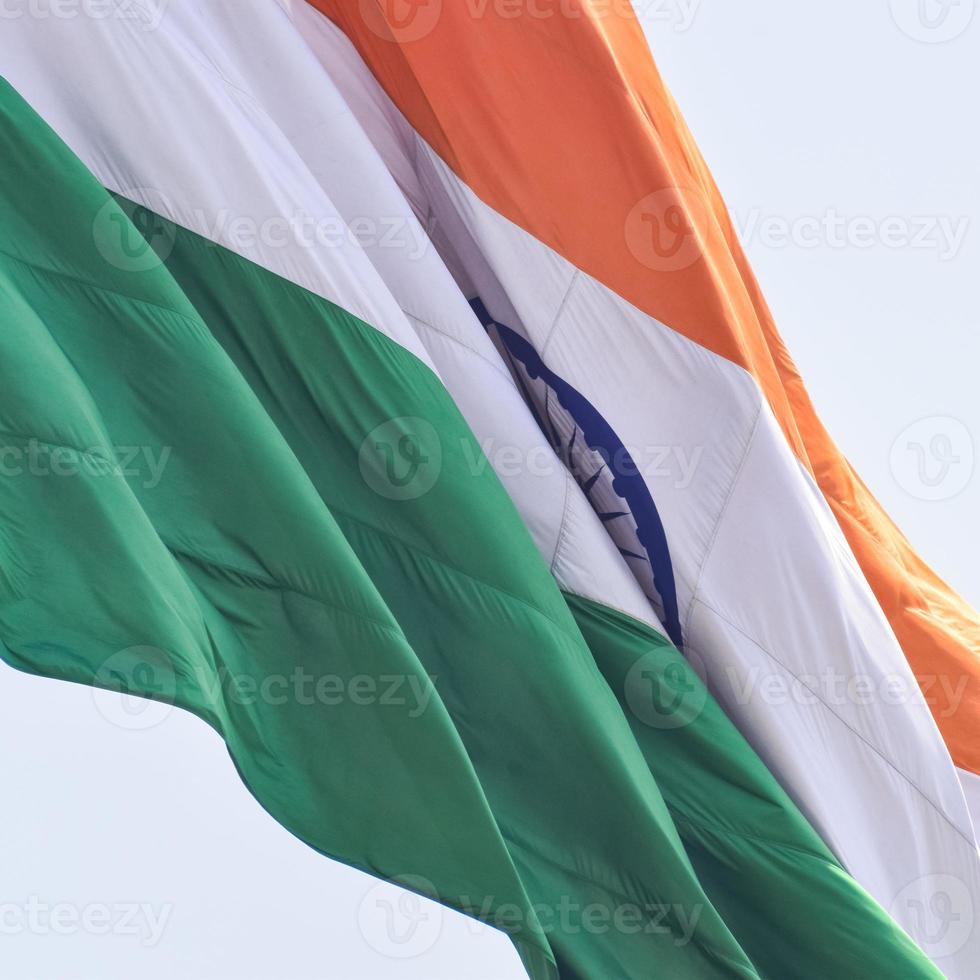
left=1, top=4, right=976, bottom=978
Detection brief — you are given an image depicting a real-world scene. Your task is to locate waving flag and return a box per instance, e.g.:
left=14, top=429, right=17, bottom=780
left=299, top=0, right=980, bottom=968
left=0, top=1, right=976, bottom=977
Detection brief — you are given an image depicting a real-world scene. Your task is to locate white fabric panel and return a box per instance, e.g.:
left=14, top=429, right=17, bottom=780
left=272, top=0, right=432, bottom=224
left=960, top=768, right=980, bottom=837
left=291, top=15, right=980, bottom=975
left=0, top=0, right=434, bottom=371
left=0, top=1, right=661, bottom=631
left=187, top=1, right=659, bottom=628
left=690, top=404, right=979, bottom=891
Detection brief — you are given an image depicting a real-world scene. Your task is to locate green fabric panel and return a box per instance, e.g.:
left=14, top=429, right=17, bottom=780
left=0, top=78, right=552, bottom=980
left=131, top=196, right=761, bottom=980
left=566, top=593, right=944, bottom=979
left=0, top=78, right=757, bottom=979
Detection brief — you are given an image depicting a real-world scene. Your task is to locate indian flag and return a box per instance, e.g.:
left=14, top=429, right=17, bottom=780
left=0, top=2, right=976, bottom=977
